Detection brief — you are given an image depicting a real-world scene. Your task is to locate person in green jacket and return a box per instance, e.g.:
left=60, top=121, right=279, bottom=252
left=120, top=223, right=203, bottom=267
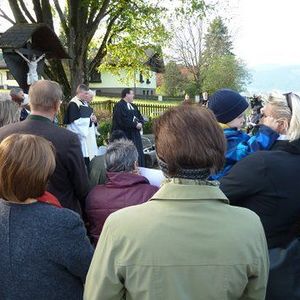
left=84, top=105, right=269, bottom=300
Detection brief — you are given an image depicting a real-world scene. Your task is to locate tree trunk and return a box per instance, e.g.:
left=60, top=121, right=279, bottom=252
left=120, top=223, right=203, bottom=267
left=69, top=35, right=88, bottom=96
left=70, top=57, right=85, bottom=96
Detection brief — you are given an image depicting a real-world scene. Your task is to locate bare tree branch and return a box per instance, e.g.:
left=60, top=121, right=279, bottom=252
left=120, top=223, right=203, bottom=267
left=172, top=18, right=204, bottom=86
left=87, top=2, right=97, bottom=28
left=0, top=8, right=15, bottom=24
left=41, top=0, right=54, bottom=29
left=18, top=0, right=36, bottom=23
left=89, top=0, right=111, bottom=33
left=53, top=0, right=69, bottom=35
left=88, top=13, right=119, bottom=74
left=8, top=0, right=27, bottom=23
left=32, top=0, right=43, bottom=22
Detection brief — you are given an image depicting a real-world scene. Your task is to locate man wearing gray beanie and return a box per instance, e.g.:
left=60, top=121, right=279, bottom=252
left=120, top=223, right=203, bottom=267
left=208, top=88, right=279, bottom=180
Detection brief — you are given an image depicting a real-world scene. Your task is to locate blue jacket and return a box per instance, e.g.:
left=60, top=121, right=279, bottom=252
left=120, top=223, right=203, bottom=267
left=211, top=124, right=279, bottom=180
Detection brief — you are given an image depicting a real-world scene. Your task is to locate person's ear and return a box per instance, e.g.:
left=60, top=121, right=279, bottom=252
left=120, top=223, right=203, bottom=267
left=132, top=161, right=139, bottom=174
left=54, top=100, right=61, bottom=112
left=277, top=119, right=289, bottom=134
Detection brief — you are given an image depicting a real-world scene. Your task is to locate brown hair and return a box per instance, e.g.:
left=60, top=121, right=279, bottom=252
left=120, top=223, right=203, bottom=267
left=76, top=84, right=89, bottom=94
left=29, top=80, right=62, bottom=112
left=0, top=134, right=56, bottom=202
left=153, top=105, right=226, bottom=177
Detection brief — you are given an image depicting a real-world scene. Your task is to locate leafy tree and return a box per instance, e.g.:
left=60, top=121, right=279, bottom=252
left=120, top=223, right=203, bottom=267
left=158, top=61, right=187, bottom=97
left=202, top=16, right=233, bottom=62
left=1, top=0, right=207, bottom=99
left=201, top=16, right=250, bottom=94
left=202, top=55, right=251, bottom=94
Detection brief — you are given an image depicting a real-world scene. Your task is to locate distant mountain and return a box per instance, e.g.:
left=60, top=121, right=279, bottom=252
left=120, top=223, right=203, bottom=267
left=247, top=64, right=300, bottom=93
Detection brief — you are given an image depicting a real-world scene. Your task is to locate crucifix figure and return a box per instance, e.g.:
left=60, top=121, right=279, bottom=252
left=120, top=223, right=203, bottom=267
left=15, top=49, right=45, bottom=85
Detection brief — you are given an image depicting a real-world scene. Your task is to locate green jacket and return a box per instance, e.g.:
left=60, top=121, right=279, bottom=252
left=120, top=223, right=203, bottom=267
left=84, top=179, right=269, bottom=300
left=88, top=154, right=106, bottom=188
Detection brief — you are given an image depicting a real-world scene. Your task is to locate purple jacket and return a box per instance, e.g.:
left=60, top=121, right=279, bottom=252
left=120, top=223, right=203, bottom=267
left=86, top=172, right=158, bottom=245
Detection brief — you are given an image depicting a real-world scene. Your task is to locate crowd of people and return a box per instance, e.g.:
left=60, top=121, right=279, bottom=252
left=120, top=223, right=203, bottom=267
left=0, top=79, right=299, bottom=300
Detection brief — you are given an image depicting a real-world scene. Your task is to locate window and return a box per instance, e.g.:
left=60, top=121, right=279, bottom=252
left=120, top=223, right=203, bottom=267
left=146, top=79, right=151, bottom=84
left=6, top=71, right=14, bottom=80
left=139, top=73, right=144, bottom=83
left=90, top=70, right=102, bottom=83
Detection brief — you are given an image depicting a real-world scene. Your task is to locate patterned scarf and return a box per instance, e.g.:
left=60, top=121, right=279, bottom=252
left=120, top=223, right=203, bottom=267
left=157, top=156, right=211, bottom=181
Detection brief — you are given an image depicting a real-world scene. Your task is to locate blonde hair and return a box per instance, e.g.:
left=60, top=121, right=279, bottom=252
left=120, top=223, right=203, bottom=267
left=266, top=92, right=300, bottom=141
left=0, top=93, right=20, bottom=127
left=0, top=134, right=56, bottom=202
left=288, top=93, right=300, bottom=141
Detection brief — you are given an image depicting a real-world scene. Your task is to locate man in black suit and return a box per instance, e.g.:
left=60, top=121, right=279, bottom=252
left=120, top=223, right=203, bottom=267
left=112, top=88, right=145, bottom=166
left=0, top=80, right=89, bottom=215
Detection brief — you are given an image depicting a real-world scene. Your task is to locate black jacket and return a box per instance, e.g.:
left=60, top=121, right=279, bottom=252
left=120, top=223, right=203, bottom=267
left=0, top=115, right=89, bottom=215
left=220, top=139, right=300, bottom=249
left=112, top=99, right=145, bottom=166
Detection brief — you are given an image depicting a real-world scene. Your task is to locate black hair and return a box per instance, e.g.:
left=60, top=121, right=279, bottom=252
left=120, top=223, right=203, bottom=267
left=121, top=88, right=133, bottom=99
left=109, top=130, right=128, bottom=143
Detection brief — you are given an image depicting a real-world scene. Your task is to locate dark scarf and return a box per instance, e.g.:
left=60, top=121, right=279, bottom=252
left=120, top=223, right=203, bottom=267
left=157, top=156, right=210, bottom=180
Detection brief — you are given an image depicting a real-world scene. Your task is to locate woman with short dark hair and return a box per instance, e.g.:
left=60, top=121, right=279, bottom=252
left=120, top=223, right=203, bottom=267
left=84, top=105, right=269, bottom=300
left=0, top=134, right=93, bottom=300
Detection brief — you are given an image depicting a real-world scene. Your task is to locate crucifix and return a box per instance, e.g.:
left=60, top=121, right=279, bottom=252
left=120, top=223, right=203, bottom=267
left=14, top=41, right=45, bottom=86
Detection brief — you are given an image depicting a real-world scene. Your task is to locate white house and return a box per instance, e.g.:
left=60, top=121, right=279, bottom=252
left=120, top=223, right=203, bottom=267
left=89, top=69, right=157, bottom=96
left=0, top=52, right=16, bottom=88
left=0, top=50, right=163, bottom=97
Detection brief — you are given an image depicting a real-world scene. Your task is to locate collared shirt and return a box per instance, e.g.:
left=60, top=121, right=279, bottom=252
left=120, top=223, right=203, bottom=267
left=27, top=114, right=52, bottom=123
left=84, top=180, right=269, bottom=300
left=127, top=102, right=134, bottom=110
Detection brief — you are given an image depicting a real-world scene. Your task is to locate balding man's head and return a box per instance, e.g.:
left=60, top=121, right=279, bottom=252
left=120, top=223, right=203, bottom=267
left=29, top=80, right=62, bottom=113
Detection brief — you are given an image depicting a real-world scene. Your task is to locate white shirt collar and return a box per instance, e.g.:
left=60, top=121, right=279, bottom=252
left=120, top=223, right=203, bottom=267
left=127, top=102, right=134, bottom=110
left=278, top=134, right=288, bottom=140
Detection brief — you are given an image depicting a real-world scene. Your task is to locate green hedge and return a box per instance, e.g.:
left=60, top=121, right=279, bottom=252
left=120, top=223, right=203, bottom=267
left=96, top=117, right=154, bottom=146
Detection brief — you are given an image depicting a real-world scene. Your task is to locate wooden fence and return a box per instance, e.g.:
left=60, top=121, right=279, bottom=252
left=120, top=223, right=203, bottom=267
left=90, top=100, right=177, bottom=118
left=58, top=100, right=178, bottom=125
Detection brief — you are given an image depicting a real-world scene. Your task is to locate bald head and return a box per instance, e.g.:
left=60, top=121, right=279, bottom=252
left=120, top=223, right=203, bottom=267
left=29, top=80, right=62, bottom=113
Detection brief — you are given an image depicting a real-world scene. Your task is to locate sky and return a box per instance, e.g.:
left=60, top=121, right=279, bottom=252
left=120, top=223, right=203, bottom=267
left=0, top=0, right=300, bottom=68
left=229, top=0, right=300, bottom=67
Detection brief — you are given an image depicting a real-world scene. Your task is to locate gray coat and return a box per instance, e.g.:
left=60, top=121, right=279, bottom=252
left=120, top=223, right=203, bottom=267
left=0, top=199, right=94, bottom=300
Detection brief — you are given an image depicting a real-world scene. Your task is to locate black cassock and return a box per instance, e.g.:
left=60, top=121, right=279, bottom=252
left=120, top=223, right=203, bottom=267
left=112, top=99, right=145, bottom=167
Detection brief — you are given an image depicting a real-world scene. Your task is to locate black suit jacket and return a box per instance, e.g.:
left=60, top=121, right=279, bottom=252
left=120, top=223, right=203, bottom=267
left=0, top=115, right=89, bottom=215
left=111, top=99, right=145, bottom=166
left=220, top=139, right=300, bottom=249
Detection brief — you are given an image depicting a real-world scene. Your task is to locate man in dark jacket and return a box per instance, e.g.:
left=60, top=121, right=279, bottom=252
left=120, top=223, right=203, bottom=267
left=112, top=88, right=145, bottom=166
left=0, top=80, right=89, bottom=215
